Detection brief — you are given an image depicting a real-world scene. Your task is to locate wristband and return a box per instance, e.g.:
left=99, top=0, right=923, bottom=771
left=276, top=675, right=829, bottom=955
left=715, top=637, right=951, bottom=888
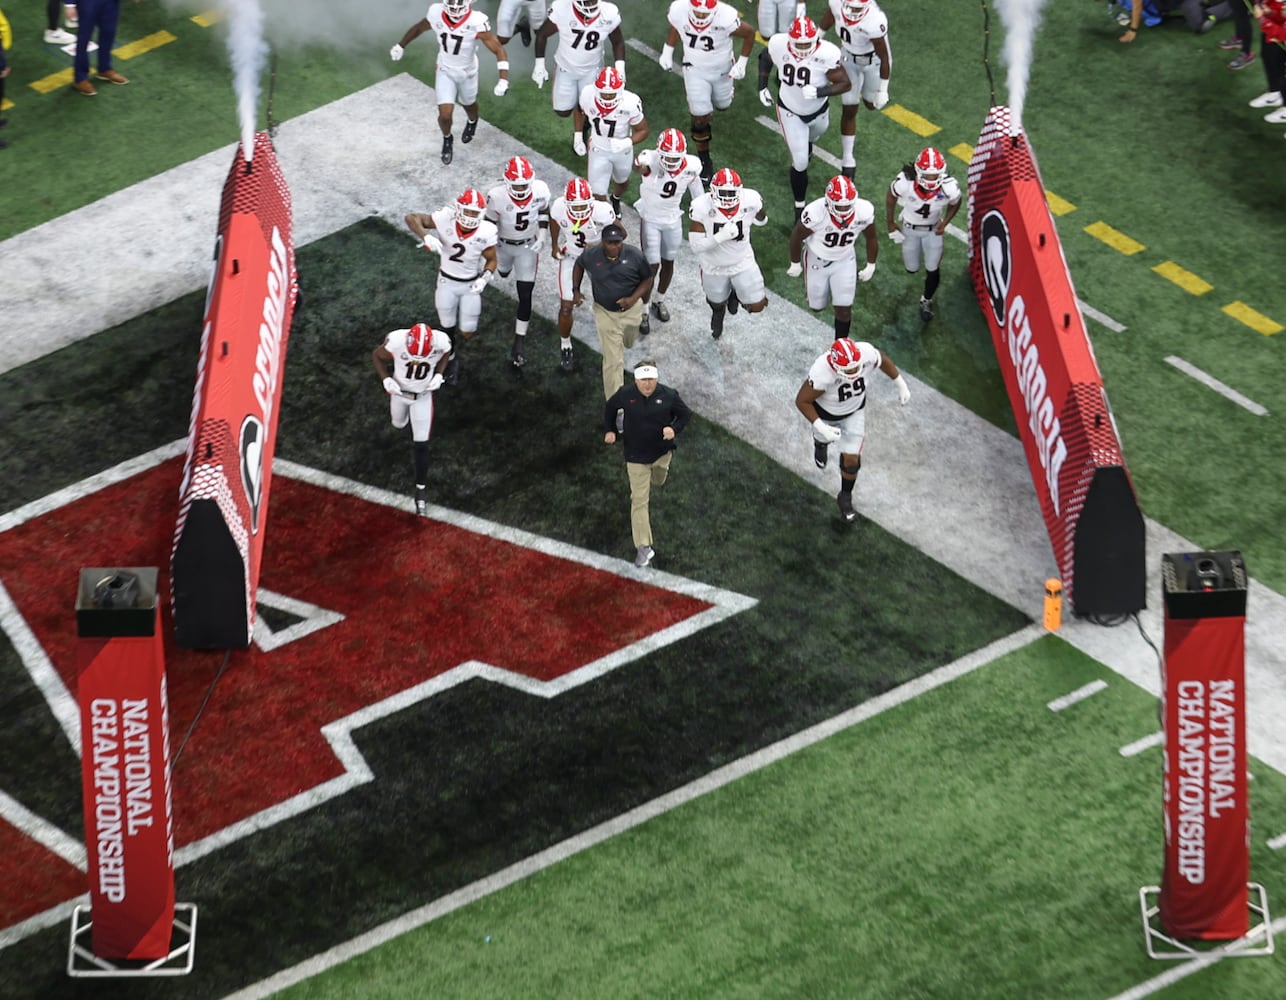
left=496, top=60, right=509, bottom=71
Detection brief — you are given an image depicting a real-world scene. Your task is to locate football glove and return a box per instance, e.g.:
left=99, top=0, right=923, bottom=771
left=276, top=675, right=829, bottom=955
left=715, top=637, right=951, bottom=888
left=422, top=233, right=443, bottom=253
left=532, top=61, right=549, bottom=87
left=887, top=229, right=905, bottom=245
left=758, top=87, right=773, bottom=108
left=786, top=261, right=803, bottom=278
left=573, top=133, right=587, bottom=156
left=730, top=56, right=748, bottom=81
left=494, top=78, right=509, bottom=97
left=871, top=82, right=889, bottom=110
left=858, top=262, right=876, bottom=282
left=893, top=374, right=910, bottom=405
left=713, top=224, right=738, bottom=244
left=389, top=43, right=404, bottom=61
left=812, top=418, right=842, bottom=444
left=425, top=373, right=445, bottom=392
left=382, top=377, right=401, bottom=395
left=658, top=45, right=674, bottom=71
left=801, top=84, right=819, bottom=100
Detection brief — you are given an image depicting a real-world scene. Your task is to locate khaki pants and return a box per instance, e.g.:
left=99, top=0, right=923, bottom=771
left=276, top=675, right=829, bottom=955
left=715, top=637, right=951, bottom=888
left=626, top=452, right=673, bottom=548
left=593, top=299, right=643, bottom=400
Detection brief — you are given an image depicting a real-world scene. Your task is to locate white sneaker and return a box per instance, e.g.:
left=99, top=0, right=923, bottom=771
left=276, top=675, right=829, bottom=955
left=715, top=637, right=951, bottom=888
left=44, top=28, right=76, bottom=44
left=1265, top=107, right=1286, bottom=124
left=1249, top=91, right=1283, bottom=108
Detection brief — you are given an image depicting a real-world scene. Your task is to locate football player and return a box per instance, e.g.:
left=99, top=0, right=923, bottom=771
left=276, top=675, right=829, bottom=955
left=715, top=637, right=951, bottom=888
left=757, top=16, right=850, bottom=222
left=577, top=67, right=649, bottom=217
left=885, top=147, right=962, bottom=321
left=794, top=336, right=909, bottom=522
left=658, top=0, right=757, bottom=184
left=372, top=322, right=454, bottom=515
left=533, top=0, right=627, bottom=152
left=818, top=0, right=891, bottom=178
left=390, top=0, right=511, bottom=166
left=548, top=177, right=618, bottom=370
left=404, top=188, right=500, bottom=385
left=484, top=155, right=552, bottom=368
left=687, top=167, right=769, bottom=340
left=758, top=0, right=808, bottom=39
left=787, top=174, right=877, bottom=340
left=493, top=0, right=545, bottom=46
left=633, top=128, right=705, bottom=335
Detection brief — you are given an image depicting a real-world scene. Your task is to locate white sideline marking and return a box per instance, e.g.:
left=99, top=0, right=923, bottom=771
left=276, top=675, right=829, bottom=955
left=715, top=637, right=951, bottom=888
left=0, top=446, right=756, bottom=950
left=252, top=589, right=346, bottom=652
left=1106, top=913, right=1286, bottom=1000
left=1164, top=356, right=1269, bottom=416
left=0, top=789, right=86, bottom=872
left=1047, top=679, right=1107, bottom=712
left=1268, top=832, right=1286, bottom=850
left=221, top=623, right=1047, bottom=1000
left=1120, top=732, right=1164, bottom=757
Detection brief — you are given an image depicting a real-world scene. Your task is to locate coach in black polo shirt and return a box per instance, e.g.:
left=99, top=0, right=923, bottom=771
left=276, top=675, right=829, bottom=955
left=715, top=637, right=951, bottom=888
left=573, top=223, right=654, bottom=400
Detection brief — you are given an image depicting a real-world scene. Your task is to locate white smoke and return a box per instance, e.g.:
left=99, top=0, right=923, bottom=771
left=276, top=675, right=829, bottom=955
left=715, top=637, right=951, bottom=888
left=992, top=0, right=1049, bottom=134
left=219, top=0, right=269, bottom=162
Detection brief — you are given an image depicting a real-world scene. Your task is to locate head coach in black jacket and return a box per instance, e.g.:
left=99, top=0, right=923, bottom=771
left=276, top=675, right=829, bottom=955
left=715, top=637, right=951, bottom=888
left=603, top=360, right=692, bottom=568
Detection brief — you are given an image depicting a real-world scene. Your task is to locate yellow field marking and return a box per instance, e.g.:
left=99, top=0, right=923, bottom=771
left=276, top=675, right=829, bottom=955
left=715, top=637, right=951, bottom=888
left=1045, top=191, right=1076, bottom=216
left=1152, top=261, right=1213, bottom=296
left=115, top=30, right=176, bottom=60
left=948, top=142, right=973, bottom=163
left=1084, top=221, right=1145, bottom=256
left=1, top=98, right=13, bottom=112
left=192, top=10, right=223, bottom=27
left=1222, top=301, right=1283, bottom=336
left=882, top=104, right=940, bottom=137
left=30, top=68, right=74, bottom=95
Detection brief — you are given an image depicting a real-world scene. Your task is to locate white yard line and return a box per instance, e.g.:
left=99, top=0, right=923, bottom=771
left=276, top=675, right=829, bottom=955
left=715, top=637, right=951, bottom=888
left=1047, top=679, right=1108, bottom=712
left=1165, top=356, right=1269, bottom=416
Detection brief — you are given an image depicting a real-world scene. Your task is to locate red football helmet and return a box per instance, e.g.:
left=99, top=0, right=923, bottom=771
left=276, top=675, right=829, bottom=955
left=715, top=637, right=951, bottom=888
left=572, top=0, right=600, bottom=23
left=824, top=175, right=858, bottom=226
left=688, top=0, right=718, bottom=29
left=840, top=0, right=872, bottom=23
left=594, top=66, right=624, bottom=114
left=787, top=16, right=820, bottom=60
left=455, top=188, right=487, bottom=230
left=710, top=168, right=742, bottom=215
left=915, top=147, right=947, bottom=193
left=503, top=155, right=536, bottom=205
left=827, top=338, right=863, bottom=380
left=565, top=177, right=594, bottom=222
left=406, top=323, right=436, bottom=360
left=443, top=0, right=471, bottom=21
left=657, top=128, right=688, bottom=173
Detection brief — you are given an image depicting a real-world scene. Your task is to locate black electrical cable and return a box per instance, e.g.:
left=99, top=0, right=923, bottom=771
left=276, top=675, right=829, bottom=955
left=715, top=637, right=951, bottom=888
left=171, top=649, right=232, bottom=767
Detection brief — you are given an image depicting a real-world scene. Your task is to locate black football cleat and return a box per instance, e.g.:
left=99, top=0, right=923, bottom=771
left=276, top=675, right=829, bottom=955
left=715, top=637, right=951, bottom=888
left=444, top=356, right=460, bottom=385
left=414, top=486, right=428, bottom=517
left=726, top=289, right=740, bottom=315
left=639, top=311, right=650, bottom=337
left=516, top=19, right=532, bottom=46
left=837, top=492, right=857, bottom=522
left=841, top=165, right=855, bottom=181
left=711, top=308, right=724, bottom=340
left=510, top=337, right=526, bottom=368
left=919, top=296, right=934, bottom=322
left=650, top=300, right=670, bottom=323
left=441, top=135, right=454, bottom=165
left=814, top=440, right=829, bottom=469
left=560, top=347, right=574, bottom=371
left=462, top=118, right=478, bottom=144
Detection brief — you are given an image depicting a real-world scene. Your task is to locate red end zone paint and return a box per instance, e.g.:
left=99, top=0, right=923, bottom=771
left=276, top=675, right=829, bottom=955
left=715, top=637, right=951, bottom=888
left=0, top=457, right=714, bottom=928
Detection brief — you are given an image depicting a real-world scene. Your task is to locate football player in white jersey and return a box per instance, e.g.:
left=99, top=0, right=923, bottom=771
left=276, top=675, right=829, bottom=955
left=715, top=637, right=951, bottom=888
left=372, top=322, right=454, bottom=515
left=634, top=128, right=704, bottom=335
left=687, top=168, right=769, bottom=340
left=658, top=0, right=757, bottom=184
left=794, top=336, right=909, bottom=522
left=493, top=0, right=545, bottom=46
left=885, top=147, right=962, bottom=321
left=548, top=177, right=618, bottom=370
left=577, top=67, right=649, bottom=217
left=484, top=155, right=552, bottom=368
left=757, top=16, right=849, bottom=222
left=533, top=0, right=626, bottom=151
left=758, top=0, right=807, bottom=39
left=787, top=175, right=877, bottom=340
left=390, top=0, right=511, bottom=166
left=405, top=188, right=500, bottom=385
left=818, top=0, right=891, bottom=177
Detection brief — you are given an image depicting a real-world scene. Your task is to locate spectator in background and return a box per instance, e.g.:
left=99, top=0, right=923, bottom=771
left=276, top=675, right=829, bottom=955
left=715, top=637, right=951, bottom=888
left=44, top=1, right=76, bottom=44
left=0, top=6, right=9, bottom=150
left=602, top=360, right=691, bottom=569
left=1252, top=0, right=1286, bottom=122
left=73, top=0, right=137, bottom=96
left=1216, top=0, right=1256, bottom=69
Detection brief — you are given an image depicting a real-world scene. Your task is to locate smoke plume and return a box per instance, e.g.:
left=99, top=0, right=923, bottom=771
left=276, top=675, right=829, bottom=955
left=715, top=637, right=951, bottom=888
left=991, top=0, right=1049, bottom=133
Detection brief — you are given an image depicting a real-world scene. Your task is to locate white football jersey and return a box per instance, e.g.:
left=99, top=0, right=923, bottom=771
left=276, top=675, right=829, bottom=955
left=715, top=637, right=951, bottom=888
left=549, top=196, right=617, bottom=254
left=767, top=33, right=842, bottom=116
left=547, top=0, right=623, bottom=75
left=484, top=179, right=552, bottom=241
left=889, top=172, right=962, bottom=228
left=634, top=148, right=704, bottom=225
left=384, top=327, right=453, bottom=392
left=807, top=340, right=882, bottom=416
left=826, top=0, right=888, bottom=56
left=579, top=86, right=645, bottom=154
left=427, top=5, right=492, bottom=72
left=800, top=195, right=875, bottom=261
left=667, top=0, right=743, bottom=71
left=428, top=206, right=499, bottom=280
left=689, top=188, right=764, bottom=274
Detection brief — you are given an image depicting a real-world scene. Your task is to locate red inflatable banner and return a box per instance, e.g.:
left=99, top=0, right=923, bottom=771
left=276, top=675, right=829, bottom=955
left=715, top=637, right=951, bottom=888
left=76, top=569, right=176, bottom=959
left=172, top=132, right=298, bottom=649
left=966, top=107, right=1145, bottom=617
left=1159, top=551, right=1250, bottom=939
